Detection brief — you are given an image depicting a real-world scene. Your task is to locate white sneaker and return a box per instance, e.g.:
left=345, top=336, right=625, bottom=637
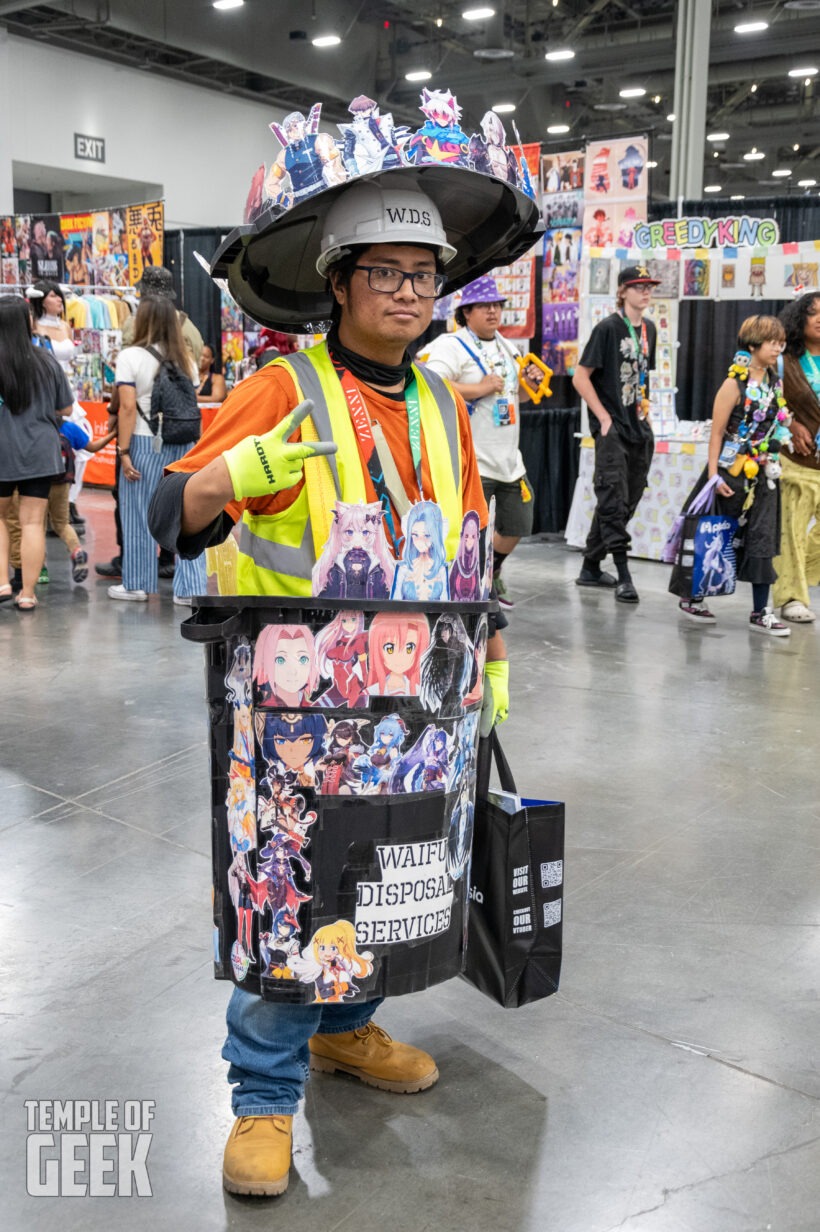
left=108, top=584, right=148, bottom=602
left=173, top=595, right=194, bottom=607
left=749, top=608, right=791, bottom=637
left=780, top=600, right=816, bottom=623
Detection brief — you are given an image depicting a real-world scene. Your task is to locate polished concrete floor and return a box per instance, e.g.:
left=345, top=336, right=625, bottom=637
left=2, top=490, right=819, bottom=1232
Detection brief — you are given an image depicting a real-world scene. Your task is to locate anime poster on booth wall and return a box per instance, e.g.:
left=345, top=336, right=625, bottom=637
left=584, top=136, right=648, bottom=200
left=29, top=213, right=65, bottom=282
left=126, top=200, right=165, bottom=284
left=60, top=213, right=94, bottom=286
left=541, top=150, right=584, bottom=196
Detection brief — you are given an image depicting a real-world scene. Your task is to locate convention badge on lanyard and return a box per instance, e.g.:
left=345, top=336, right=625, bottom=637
left=336, top=366, right=424, bottom=554
left=623, top=314, right=650, bottom=418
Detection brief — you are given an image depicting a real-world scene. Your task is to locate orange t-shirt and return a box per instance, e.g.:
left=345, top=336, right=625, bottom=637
left=168, top=360, right=488, bottom=531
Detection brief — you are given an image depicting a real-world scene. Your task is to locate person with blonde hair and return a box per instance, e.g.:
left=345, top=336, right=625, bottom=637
left=673, top=314, right=791, bottom=635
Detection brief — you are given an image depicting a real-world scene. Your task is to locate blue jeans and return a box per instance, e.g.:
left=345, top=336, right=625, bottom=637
left=223, top=988, right=385, bottom=1116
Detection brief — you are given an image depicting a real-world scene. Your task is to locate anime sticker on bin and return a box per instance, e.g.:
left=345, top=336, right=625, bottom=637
left=253, top=624, right=320, bottom=708
left=290, top=920, right=375, bottom=1004
left=366, top=611, right=430, bottom=698
left=224, top=639, right=263, bottom=981
left=259, top=710, right=328, bottom=791
left=390, top=500, right=450, bottom=601
left=352, top=714, right=409, bottom=795
left=320, top=717, right=373, bottom=795
left=313, top=610, right=369, bottom=709
left=392, top=724, right=452, bottom=793
left=419, top=614, right=474, bottom=715
left=313, top=500, right=395, bottom=599
left=449, top=510, right=482, bottom=601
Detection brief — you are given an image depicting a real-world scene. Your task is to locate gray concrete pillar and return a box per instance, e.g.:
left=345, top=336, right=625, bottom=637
left=0, top=31, right=13, bottom=213
left=669, top=0, right=712, bottom=201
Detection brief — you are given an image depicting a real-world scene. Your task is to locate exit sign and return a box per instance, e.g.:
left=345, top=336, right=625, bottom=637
left=74, top=133, right=106, bottom=163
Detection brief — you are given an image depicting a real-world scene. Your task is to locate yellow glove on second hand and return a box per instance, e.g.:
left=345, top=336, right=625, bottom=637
left=222, top=399, right=338, bottom=501
left=482, top=659, right=510, bottom=735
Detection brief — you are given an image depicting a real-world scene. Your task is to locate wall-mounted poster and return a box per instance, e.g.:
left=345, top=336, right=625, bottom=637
left=541, top=150, right=584, bottom=196
left=683, top=258, right=712, bottom=298
left=29, top=213, right=65, bottom=282
left=126, top=201, right=165, bottom=285
left=584, top=137, right=649, bottom=200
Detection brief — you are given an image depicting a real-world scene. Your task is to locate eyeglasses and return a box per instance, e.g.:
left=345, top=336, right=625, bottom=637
left=353, top=265, right=446, bottom=298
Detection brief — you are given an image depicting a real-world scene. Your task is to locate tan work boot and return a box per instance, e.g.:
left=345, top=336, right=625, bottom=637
left=309, top=1023, right=439, bottom=1093
left=222, top=1114, right=292, bottom=1196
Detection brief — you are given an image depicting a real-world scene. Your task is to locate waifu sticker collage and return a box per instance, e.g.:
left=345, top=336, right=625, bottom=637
left=217, top=498, right=493, bottom=998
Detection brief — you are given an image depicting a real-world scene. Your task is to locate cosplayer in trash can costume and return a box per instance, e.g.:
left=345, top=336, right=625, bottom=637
left=149, top=89, right=539, bottom=1199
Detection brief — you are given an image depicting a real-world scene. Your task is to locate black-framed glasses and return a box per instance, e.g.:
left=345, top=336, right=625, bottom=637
left=353, top=264, right=447, bottom=298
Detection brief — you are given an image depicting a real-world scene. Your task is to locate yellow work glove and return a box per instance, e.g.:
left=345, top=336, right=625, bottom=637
left=481, top=659, right=510, bottom=737
left=222, top=399, right=338, bottom=501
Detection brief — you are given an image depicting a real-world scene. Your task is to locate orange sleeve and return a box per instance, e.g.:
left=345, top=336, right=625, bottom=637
left=167, top=363, right=306, bottom=522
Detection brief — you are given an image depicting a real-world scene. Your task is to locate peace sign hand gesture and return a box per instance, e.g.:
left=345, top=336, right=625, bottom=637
left=222, top=399, right=338, bottom=500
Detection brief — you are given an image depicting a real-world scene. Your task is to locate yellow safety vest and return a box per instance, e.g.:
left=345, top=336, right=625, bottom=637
left=234, top=342, right=464, bottom=596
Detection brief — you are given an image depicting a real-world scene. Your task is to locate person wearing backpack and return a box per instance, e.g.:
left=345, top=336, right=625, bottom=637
left=110, top=296, right=206, bottom=603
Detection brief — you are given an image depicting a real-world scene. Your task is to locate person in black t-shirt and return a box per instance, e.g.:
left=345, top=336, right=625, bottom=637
left=572, top=265, right=659, bottom=603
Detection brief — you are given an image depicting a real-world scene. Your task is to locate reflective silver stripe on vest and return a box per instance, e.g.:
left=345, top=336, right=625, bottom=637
left=238, top=510, right=315, bottom=579
left=413, top=361, right=460, bottom=480
left=280, top=351, right=343, bottom=496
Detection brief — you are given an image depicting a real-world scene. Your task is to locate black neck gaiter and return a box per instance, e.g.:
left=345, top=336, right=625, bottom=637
left=327, top=324, right=413, bottom=389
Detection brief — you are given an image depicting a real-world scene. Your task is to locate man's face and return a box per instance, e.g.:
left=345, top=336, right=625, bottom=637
left=623, top=284, right=653, bottom=313
left=33, top=221, right=46, bottom=243
left=464, top=301, right=503, bottom=340
left=286, top=119, right=306, bottom=144
left=334, top=243, right=438, bottom=357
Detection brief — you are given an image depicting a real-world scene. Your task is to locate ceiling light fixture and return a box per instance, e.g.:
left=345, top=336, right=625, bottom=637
left=405, top=69, right=432, bottom=81
left=545, top=48, right=575, bottom=61
left=463, top=5, right=495, bottom=18
left=312, top=34, right=341, bottom=47
left=666, top=112, right=676, bottom=122
left=547, top=124, right=570, bottom=134
left=734, top=20, right=768, bottom=32
left=788, top=65, right=818, bottom=76
left=771, top=169, right=792, bottom=177
left=707, top=131, right=730, bottom=141
left=213, top=0, right=244, bottom=9
left=743, top=148, right=765, bottom=160
left=730, top=194, right=746, bottom=200
left=620, top=87, right=646, bottom=98
left=793, top=143, right=801, bottom=151
left=493, top=102, right=516, bottom=113
left=750, top=83, right=758, bottom=92
left=653, top=95, right=661, bottom=104
left=647, top=160, right=658, bottom=168
left=798, top=178, right=818, bottom=186
left=703, top=185, right=722, bottom=193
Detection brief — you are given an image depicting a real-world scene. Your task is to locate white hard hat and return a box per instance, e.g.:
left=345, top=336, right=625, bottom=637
left=316, top=180, right=457, bottom=277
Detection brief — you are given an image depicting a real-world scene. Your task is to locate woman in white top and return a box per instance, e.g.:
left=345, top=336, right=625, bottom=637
left=29, top=282, right=75, bottom=371
left=111, top=296, right=206, bottom=604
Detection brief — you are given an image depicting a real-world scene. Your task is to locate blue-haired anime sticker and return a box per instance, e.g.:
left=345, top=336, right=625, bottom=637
left=391, top=500, right=450, bottom=601
left=262, top=711, right=327, bottom=765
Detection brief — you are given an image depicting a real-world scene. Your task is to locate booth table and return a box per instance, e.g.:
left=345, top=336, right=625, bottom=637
left=565, top=435, right=709, bottom=562
left=82, top=401, right=223, bottom=488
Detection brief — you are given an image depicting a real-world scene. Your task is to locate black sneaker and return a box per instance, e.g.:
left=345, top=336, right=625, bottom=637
left=69, top=503, right=86, bottom=527
left=95, top=556, right=122, bottom=579
left=158, top=563, right=176, bottom=579
left=615, top=580, right=639, bottom=604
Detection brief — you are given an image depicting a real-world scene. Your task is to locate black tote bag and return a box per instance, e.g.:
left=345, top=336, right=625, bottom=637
left=463, top=730, right=564, bottom=1008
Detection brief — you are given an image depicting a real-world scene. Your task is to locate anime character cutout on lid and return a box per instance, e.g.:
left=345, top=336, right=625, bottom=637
left=253, top=624, right=320, bottom=708
left=313, top=610, right=369, bottom=709
left=419, top=614, right=474, bottom=715
left=320, top=717, right=372, bottom=796
left=312, top=500, right=396, bottom=600
left=390, top=724, right=451, bottom=794
left=449, top=509, right=482, bottom=601
left=260, top=710, right=328, bottom=790
left=290, top=920, right=375, bottom=1004
left=366, top=611, right=431, bottom=698
left=469, top=110, right=519, bottom=184
left=337, top=95, right=407, bottom=176
left=404, top=88, right=470, bottom=166
left=352, top=714, right=409, bottom=795
left=390, top=500, right=450, bottom=601
left=265, top=104, right=346, bottom=210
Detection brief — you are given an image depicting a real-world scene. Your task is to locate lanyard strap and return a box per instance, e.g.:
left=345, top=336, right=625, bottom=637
left=335, top=364, right=424, bottom=553
left=455, top=335, right=488, bottom=375
left=623, top=315, right=649, bottom=390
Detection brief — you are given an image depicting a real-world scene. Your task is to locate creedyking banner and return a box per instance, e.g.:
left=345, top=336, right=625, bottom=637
left=633, top=215, right=780, bottom=251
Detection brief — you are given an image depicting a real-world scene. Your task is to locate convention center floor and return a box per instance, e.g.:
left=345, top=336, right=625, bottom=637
left=2, top=490, right=818, bottom=1232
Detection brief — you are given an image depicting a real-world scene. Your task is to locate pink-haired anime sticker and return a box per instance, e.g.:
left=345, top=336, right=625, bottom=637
left=253, top=624, right=320, bottom=708
left=366, top=611, right=431, bottom=698
left=312, top=500, right=396, bottom=599
left=313, top=611, right=369, bottom=709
